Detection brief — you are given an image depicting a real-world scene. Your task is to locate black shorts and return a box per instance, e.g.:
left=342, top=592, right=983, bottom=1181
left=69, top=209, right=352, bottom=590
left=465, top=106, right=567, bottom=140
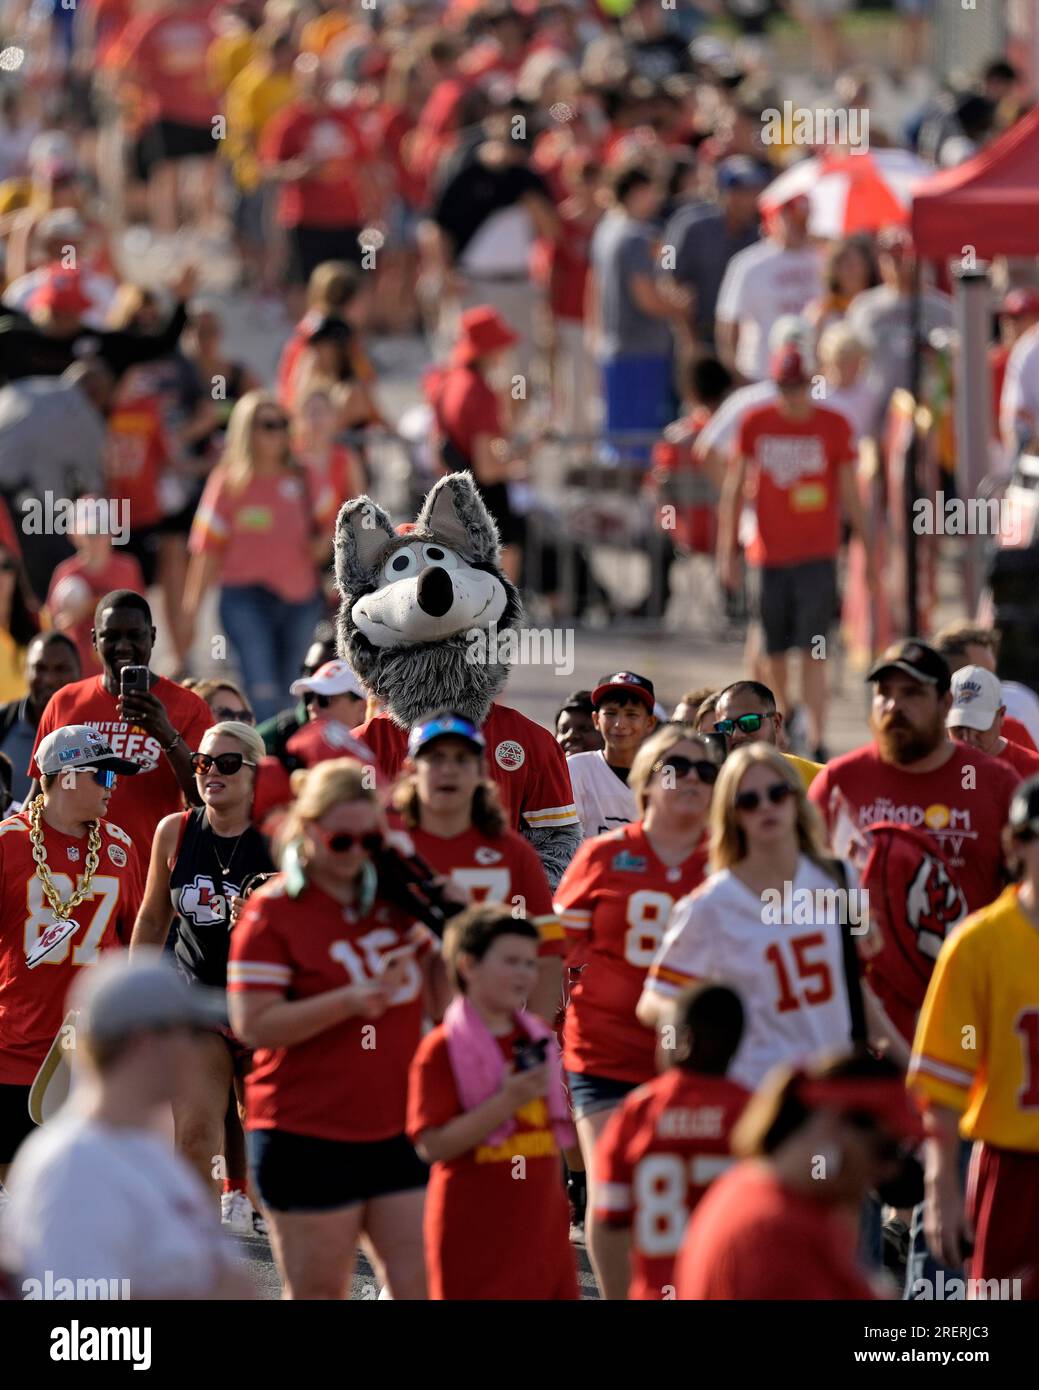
left=751, top=557, right=838, bottom=656
left=247, top=1128, right=428, bottom=1212
left=0, top=1083, right=35, bottom=1165
left=143, top=119, right=217, bottom=166
left=286, top=224, right=363, bottom=285
left=473, top=478, right=524, bottom=549
left=123, top=526, right=162, bottom=588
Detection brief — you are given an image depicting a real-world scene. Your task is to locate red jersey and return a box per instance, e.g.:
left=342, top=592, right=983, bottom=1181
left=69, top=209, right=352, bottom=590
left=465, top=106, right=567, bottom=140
left=407, top=1025, right=578, bottom=1300
left=355, top=703, right=578, bottom=840
left=30, top=676, right=214, bottom=853
left=648, top=407, right=717, bottom=554
left=228, top=877, right=436, bottom=1142
left=261, top=104, right=370, bottom=228
left=0, top=811, right=143, bottom=1084
left=595, top=1068, right=749, bottom=1300
left=424, top=363, right=503, bottom=460
left=534, top=204, right=598, bottom=323
left=406, top=823, right=565, bottom=958
left=999, top=736, right=1039, bottom=777
left=1004, top=716, right=1037, bottom=751
left=810, top=741, right=1019, bottom=916
left=553, top=822, right=709, bottom=1083
left=284, top=717, right=375, bottom=769
left=46, top=553, right=147, bottom=677
left=119, top=5, right=218, bottom=127
left=105, top=392, right=169, bottom=531
left=675, top=1163, right=877, bottom=1300
left=737, top=402, right=855, bottom=568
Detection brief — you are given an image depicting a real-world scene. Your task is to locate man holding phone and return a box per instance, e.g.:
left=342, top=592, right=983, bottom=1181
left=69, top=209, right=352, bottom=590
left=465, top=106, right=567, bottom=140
left=26, top=591, right=213, bottom=853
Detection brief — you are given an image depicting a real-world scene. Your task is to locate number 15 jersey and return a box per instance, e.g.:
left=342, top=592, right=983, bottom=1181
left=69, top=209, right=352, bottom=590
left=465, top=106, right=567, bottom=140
left=553, top=822, right=708, bottom=1084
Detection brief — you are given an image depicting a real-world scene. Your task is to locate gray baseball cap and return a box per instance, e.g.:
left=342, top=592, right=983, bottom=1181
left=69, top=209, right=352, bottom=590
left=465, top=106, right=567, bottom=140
left=70, top=950, right=227, bottom=1044
left=36, top=724, right=140, bottom=777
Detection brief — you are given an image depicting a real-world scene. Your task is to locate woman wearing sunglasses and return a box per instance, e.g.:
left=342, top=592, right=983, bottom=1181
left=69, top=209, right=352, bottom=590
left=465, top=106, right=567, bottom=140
left=184, top=390, right=337, bottom=724
left=228, top=758, right=450, bottom=1299
left=129, top=722, right=274, bottom=1217
left=553, top=724, right=723, bottom=1293
left=639, top=743, right=883, bottom=1091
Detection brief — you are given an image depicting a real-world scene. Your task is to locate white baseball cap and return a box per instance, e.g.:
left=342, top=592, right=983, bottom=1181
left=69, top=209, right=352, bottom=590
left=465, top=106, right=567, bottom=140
left=947, top=665, right=1003, bottom=732
left=290, top=659, right=364, bottom=699
left=36, top=724, right=140, bottom=777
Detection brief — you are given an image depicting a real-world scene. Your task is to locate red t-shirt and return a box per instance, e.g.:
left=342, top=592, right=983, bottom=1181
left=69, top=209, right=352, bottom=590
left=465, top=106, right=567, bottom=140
left=736, top=402, right=855, bottom=568
left=0, top=811, right=143, bottom=1084
left=809, top=741, right=1020, bottom=915
left=425, top=364, right=502, bottom=461
left=648, top=407, right=716, bottom=553
left=354, top=704, right=579, bottom=839
left=595, top=1068, right=750, bottom=1300
left=284, top=717, right=375, bottom=770
left=228, top=878, right=435, bottom=1142
left=534, top=204, right=599, bottom=323
left=105, top=392, right=169, bottom=531
left=119, top=5, right=218, bottom=127
left=998, top=737, right=1039, bottom=778
left=29, top=676, right=214, bottom=853
left=261, top=104, right=369, bottom=229
left=406, top=823, right=565, bottom=958
left=407, top=1023, right=578, bottom=1300
left=252, top=756, right=293, bottom=828
left=675, top=1163, right=877, bottom=1300
left=46, top=553, right=147, bottom=677
left=1004, top=715, right=1038, bottom=752
left=553, top=821, right=709, bottom=1083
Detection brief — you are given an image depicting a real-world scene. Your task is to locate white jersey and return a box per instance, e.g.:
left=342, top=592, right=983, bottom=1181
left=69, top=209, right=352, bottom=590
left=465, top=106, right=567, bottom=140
left=567, top=749, right=637, bottom=841
left=715, top=241, right=824, bottom=381
left=642, top=854, right=855, bottom=1090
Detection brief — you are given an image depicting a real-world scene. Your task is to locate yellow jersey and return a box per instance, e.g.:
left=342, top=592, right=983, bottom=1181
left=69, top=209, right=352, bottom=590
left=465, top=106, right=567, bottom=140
left=784, top=752, right=823, bottom=791
left=224, top=63, right=296, bottom=191
left=908, top=886, right=1039, bottom=1151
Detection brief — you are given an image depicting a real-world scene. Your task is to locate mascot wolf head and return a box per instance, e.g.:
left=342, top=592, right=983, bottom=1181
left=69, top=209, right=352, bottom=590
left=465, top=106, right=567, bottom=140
left=334, top=473, right=522, bottom=728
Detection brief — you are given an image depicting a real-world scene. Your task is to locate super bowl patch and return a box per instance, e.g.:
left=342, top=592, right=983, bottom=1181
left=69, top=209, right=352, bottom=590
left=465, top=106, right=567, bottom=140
left=612, top=851, right=647, bottom=872
left=108, top=844, right=127, bottom=867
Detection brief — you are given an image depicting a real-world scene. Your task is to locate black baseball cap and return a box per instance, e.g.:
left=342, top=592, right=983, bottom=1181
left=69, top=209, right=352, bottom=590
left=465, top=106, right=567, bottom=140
left=591, top=672, right=656, bottom=713
left=866, top=640, right=951, bottom=695
left=1009, top=775, right=1039, bottom=835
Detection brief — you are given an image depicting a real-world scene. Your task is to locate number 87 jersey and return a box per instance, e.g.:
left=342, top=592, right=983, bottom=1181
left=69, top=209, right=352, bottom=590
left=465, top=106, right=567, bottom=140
left=0, top=810, right=143, bottom=1086
left=553, top=823, right=709, bottom=1085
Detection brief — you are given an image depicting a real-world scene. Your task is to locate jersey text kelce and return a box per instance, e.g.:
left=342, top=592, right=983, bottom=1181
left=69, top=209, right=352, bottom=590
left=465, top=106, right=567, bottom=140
left=407, top=824, right=565, bottom=956
left=553, top=822, right=708, bottom=1083
left=354, top=703, right=578, bottom=834
left=909, top=886, right=1039, bottom=1151
left=0, top=811, right=143, bottom=1084
left=596, top=1068, right=750, bottom=1299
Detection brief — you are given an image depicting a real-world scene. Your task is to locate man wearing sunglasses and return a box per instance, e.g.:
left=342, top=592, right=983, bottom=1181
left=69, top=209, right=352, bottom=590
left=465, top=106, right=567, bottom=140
left=712, top=680, right=822, bottom=791
left=567, top=673, right=658, bottom=840
left=285, top=659, right=373, bottom=770
left=0, top=725, right=143, bottom=1182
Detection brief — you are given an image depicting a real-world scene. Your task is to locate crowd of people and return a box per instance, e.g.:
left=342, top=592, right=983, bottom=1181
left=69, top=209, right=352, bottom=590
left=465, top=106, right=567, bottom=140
left=0, top=0, right=1036, bottom=1312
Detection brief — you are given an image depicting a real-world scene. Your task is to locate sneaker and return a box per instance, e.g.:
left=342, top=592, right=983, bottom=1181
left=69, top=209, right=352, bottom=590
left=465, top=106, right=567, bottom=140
left=252, top=1209, right=268, bottom=1238
left=221, top=1190, right=255, bottom=1235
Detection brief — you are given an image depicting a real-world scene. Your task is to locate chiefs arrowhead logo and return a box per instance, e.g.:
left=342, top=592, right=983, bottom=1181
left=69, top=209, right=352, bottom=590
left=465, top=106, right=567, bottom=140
left=906, top=854, right=967, bottom=962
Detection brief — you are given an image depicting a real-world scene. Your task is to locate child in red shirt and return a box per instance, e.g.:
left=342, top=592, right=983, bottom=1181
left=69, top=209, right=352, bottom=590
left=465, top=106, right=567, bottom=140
left=407, top=904, right=579, bottom=1300
left=47, top=513, right=146, bottom=676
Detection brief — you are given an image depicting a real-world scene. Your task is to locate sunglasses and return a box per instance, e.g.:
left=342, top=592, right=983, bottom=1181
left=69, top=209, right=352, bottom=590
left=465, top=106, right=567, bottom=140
left=190, top=752, right=256, bottom=776
left=89, top=767, right=118, bottom=789
left=255, top=417, right=289, bottom=432
left=652, top=755, right=719, bottom=785
left=318, top=829, right=383, bottom=855
left=713, top=713, right=774, bottom=737
left=212, top=706, right=255, bottom=724
left=734, top=782, right=794, bottom=813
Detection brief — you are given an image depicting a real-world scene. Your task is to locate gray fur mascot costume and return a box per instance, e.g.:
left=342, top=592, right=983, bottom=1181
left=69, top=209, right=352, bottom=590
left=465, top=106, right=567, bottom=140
left=335, top=472, right=581, bottom=886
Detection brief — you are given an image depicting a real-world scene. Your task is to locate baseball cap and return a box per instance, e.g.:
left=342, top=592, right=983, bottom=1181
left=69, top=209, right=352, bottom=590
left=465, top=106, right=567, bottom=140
left=36, top=725, right=140, bottom=778
left=290, top=660, right=364, bottom=699
left=1008, top=774, right=1039, bottom=836
left=769, top=344, right=810, bottom=386
left=717, top=156, right=768, bottom=192
left=947, top=664, right=1002, bottom=731
left=1000, top=288, right=1039, bottom=319
left=408, top=711, right=486, bottom=759
left=27, top=266, right=92, bottom=318
left=866, top=640, right=951, bottom=695
left=70, top=949, right=226, bottom=1046
left=591, top=672, right=656, bottom=713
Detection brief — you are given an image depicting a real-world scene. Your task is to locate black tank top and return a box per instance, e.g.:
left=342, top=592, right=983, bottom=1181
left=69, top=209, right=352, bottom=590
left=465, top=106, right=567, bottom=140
left=169, top=807, right=275, bottom=987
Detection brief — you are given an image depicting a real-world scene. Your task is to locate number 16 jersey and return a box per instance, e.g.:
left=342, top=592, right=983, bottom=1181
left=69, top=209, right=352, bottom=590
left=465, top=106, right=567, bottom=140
left=553, top=822, right=708, bottom=1084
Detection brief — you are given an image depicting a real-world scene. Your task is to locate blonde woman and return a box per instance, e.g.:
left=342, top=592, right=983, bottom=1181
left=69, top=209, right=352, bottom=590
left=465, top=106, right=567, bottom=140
left=130, top=721, right=274, bottom=1219
left=553, top=724, right=723, bottom=1290
left=228, top=759, right=450, bottom=1300
left=184, top=391, right=334, bottom=722
left=638, top=744, right=890, bottom=1090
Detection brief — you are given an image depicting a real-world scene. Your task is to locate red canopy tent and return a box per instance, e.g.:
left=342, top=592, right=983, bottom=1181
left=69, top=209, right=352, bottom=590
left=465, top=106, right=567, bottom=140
left=912, top=104, right=1039, bottom=260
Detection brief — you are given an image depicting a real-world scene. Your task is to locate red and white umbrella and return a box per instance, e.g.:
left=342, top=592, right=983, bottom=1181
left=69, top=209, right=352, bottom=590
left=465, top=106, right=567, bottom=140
left=759, top=148, right=933, bottom=238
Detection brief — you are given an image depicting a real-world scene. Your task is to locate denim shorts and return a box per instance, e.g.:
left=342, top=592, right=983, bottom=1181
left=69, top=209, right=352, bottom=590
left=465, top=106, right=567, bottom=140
left=248, top=1128, right=428, bottom=1213
left=565, top=1070, right=638, bottom=1120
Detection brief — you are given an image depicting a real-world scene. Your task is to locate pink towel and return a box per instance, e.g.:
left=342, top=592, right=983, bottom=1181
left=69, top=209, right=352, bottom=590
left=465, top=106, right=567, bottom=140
left=443, top=995, right=575, bottom=1151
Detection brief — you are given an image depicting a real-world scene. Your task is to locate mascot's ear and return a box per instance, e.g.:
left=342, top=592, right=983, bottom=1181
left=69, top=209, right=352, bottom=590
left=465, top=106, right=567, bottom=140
left=334, top=496, right=397, bottom=594
left=415, top=473, right=501, bottom=565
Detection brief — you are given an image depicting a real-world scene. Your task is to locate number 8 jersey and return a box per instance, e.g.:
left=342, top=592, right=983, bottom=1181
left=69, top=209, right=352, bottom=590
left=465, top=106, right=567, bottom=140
left=0, top=810, right=144, bottom=1085
left=553, top=822, right=709, bottom=1084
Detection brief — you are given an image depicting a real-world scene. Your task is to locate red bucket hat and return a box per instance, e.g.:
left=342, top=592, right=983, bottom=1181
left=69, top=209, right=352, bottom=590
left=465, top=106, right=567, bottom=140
left=452, top=306, right=519, bottom=365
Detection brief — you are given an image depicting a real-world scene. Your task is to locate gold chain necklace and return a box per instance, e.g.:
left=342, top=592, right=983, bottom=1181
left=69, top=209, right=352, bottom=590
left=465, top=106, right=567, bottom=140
left=29, top=795, right=101, bottom=921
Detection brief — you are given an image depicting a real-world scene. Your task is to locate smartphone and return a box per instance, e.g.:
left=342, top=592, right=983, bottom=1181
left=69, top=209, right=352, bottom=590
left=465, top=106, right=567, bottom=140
left=119, top=665, right=150, bottom=696
left=512, top=1037, right=549, bottom=1072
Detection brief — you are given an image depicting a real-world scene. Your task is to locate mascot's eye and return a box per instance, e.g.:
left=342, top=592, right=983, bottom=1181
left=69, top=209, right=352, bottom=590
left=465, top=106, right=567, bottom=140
left=421, top=545, right=459, bottom=570
left=384, top=549, right=419, bottom=581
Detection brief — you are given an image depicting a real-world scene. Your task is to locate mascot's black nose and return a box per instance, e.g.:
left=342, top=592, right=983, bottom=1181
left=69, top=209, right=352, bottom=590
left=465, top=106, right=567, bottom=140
left=416, top=565, right=454, bottom=618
